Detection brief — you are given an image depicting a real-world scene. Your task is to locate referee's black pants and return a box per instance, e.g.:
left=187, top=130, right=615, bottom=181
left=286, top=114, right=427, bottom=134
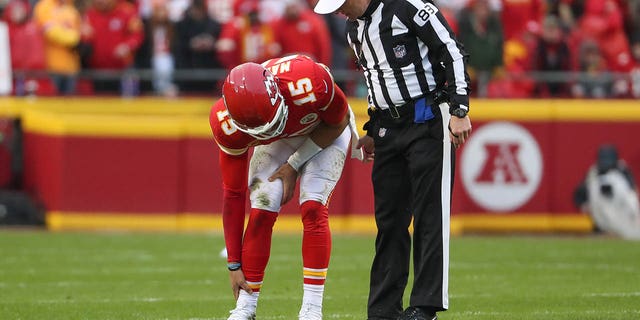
left=367, top=103, right=454, bottom=319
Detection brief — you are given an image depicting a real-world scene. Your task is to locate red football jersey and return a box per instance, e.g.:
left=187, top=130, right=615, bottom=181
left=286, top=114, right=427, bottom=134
left=210, top=54, right=348, bottom=157
left=209, top=54, right=349, bottom=263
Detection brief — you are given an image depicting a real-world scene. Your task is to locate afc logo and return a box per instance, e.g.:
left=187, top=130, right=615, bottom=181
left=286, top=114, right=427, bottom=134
left=460, top=122, right=543, bottom=212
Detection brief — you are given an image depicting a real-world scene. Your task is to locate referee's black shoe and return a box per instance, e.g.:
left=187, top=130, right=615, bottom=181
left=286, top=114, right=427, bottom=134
left=397, top=307, right=437, bottom=320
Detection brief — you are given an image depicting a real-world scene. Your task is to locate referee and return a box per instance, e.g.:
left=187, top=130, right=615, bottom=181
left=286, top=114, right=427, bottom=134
left=314, top=1, right=472, bottom=320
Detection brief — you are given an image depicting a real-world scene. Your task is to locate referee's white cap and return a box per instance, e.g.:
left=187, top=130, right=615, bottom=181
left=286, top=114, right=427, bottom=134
left=313, top=0, right=346, bottom=14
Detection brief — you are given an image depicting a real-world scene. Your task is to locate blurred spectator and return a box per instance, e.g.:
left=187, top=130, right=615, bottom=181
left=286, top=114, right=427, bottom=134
left=457, top=0, right=504, bottom=97
left=578, top=0, right=631, bottom=72
left=33, top=0, right=81, bottom=95
left=489, top=21, right=539, bottom=98
left=206, top=0, right=235, bottom=24
left=272, top=0, right=331, bottom=66
left=321, top=12, right=353, bottom=93
left=623, top=1, right=640, bottom=84
left=435, top=0, right=501, bottom=13
left=83, top=0, right=144, bottom=93
left=533, top=15, right=571, bottom=97
left=625, top=0, right=640, bottom=44
left=216, top=0, right=280, bottom=70
left=433, top=0, right=499, bottom=35
left=500, top=0, right=545, bottom=41
left=549, top=0, right=585, bottom=32
left=2, top=0, right=44, bottom=71
left=436, top=2, right=459, bottom=35
left=138, top=0, right=189, bottom=22
left=2, top=0, right=56, bottom=96
left=258, top=0, right=286, bottom=22
left=573, top=144, right=640, bottom=239
left=229, top=0, right=285, bottom=23
left=629, top=41, right=640, bottom=98
left=173, top=0, right=222, bottom=93
left=136, top=0, right=176, bottom=97
left=435, top=0, right=471, bottom=12
left=572, top=40, right=611, bottom=98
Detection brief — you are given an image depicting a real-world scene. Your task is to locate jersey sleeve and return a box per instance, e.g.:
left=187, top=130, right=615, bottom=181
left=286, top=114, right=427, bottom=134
left=210, top=99, right=252, bottom=263
left=406, top=1, right=470, bottom=108
left=209, top=99, right=251, bottom=156
left=219, top=151, right=249, bottom=264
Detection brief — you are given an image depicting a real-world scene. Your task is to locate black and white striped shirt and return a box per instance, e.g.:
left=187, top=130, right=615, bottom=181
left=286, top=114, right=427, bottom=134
left=346, top=0, right=470, bottom=111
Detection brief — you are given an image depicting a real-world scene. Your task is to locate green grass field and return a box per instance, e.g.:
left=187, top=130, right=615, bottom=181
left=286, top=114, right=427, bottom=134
left=1, top=230, right=639, bottom=319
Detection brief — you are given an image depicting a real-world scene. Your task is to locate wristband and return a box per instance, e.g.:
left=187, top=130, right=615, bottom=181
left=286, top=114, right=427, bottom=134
left=227, top=262, right=241, bottom=271
left=287, top=139, right=323, bottom=171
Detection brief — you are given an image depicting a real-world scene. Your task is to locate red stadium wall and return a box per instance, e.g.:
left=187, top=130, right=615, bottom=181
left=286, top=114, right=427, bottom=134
left=2, top=98, right=639, bottom=233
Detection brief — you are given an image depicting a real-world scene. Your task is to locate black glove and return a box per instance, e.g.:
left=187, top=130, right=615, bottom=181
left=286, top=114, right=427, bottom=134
left=363, top=107, right=377, bottom=137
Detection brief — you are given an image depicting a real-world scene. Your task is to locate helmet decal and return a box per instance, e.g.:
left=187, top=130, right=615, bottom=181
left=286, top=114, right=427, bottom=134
left=264, top=72, right=281, bottom=107
left=222, top=62, right=289, bottom=140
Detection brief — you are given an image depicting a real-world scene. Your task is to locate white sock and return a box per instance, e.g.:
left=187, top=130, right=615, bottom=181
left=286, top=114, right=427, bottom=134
left=236, top=290, right=259, bottom=311
left=302, top=284, right=324, bottom=307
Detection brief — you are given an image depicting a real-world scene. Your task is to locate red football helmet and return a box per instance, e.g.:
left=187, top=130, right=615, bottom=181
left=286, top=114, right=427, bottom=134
left=222, top=62, right=288, bottom=140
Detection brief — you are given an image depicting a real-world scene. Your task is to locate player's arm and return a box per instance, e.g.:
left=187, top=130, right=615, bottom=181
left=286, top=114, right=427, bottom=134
left=211, top=98, right=255, bottom=299
left=409, top=2, right=470, bottom=107
left=219, top=150, right=249, bottom=266
left=307, top=83, right=349, bottom=148
left=268, top=82, right=349, bottom=205
left=287, top=62, right=349, bottom=171
left=218, top=150, right=254, bottom=299
left=409, top=2, right=472, bottom=146
left=210, top=101, right=250, bottom=267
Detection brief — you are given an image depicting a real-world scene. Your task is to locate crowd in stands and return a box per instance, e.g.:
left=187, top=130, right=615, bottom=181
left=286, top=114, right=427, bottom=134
left=440, top=0, right=640, bottom=98
left=1, top=0, right=639, bottom=98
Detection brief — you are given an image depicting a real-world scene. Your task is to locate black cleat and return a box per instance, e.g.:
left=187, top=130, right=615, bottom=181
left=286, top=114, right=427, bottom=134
left=397, top=307, right=437, bottom=320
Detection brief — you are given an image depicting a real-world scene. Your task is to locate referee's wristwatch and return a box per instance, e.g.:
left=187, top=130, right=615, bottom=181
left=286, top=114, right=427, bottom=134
left=450, top=105, right=469, bottom=118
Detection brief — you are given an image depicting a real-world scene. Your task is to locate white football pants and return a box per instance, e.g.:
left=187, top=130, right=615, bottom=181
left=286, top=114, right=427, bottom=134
left=247, top=126, right=351, bottom=212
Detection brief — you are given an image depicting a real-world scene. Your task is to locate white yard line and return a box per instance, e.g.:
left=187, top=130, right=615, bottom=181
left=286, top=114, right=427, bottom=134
left=584, top=292, right=640, bottom=297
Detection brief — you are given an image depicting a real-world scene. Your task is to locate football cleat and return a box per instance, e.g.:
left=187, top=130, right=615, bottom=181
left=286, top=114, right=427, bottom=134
left=298, top=302, right=323, bottom=320
left=227, top=293, right=257, bottom=320
left=397, top=306, right=437, bottom=320
left=227, top=305, right=256, bottom=320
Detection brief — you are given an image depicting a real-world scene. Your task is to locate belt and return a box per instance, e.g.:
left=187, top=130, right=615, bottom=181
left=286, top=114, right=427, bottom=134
left=377, top=100, right=417, bottom=119
left=365, top=93, right=447, bottom=133
left=372, top=100, right=418, bottom=128
left=380, top=104, right=411, bottom=119
left=374, top=96, right=440, bottom=128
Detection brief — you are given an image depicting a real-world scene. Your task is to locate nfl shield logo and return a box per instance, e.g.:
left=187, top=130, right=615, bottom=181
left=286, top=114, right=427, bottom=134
left=393, top=45, right=406, bottom=59
left=379, top=128, right=387, bottom=138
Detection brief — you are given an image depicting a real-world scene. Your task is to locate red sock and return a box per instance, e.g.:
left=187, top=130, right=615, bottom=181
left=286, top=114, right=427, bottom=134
left=241, top=208, right=278, bottom=292
left=301, top=201, right=331, bottom=285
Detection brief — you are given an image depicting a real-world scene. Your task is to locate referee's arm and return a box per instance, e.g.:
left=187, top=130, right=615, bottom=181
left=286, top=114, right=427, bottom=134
left=408, top=2, right=472, bottom=145
left=409, top=2, right=471, bottom=109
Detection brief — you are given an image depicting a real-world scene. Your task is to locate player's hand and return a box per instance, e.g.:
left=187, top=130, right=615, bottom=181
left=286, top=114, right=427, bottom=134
left=356, top=136, right=375, bottom=162
left=229, top=269, right=252, bottom=300
left=268, top=163, right=298, bottom=205
left=448, top=116, right=472, bottom=149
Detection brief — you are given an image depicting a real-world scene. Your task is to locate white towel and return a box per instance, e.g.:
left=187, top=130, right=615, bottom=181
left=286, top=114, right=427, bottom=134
left=348, top=105, right=364, bottom=161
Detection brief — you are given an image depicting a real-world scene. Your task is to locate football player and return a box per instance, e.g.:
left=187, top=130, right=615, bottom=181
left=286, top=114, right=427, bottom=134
left=210, top=54, right=361, bottom=319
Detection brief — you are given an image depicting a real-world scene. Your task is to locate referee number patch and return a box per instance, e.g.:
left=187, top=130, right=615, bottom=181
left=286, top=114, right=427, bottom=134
left=413, top=2, right=439, bottom=27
